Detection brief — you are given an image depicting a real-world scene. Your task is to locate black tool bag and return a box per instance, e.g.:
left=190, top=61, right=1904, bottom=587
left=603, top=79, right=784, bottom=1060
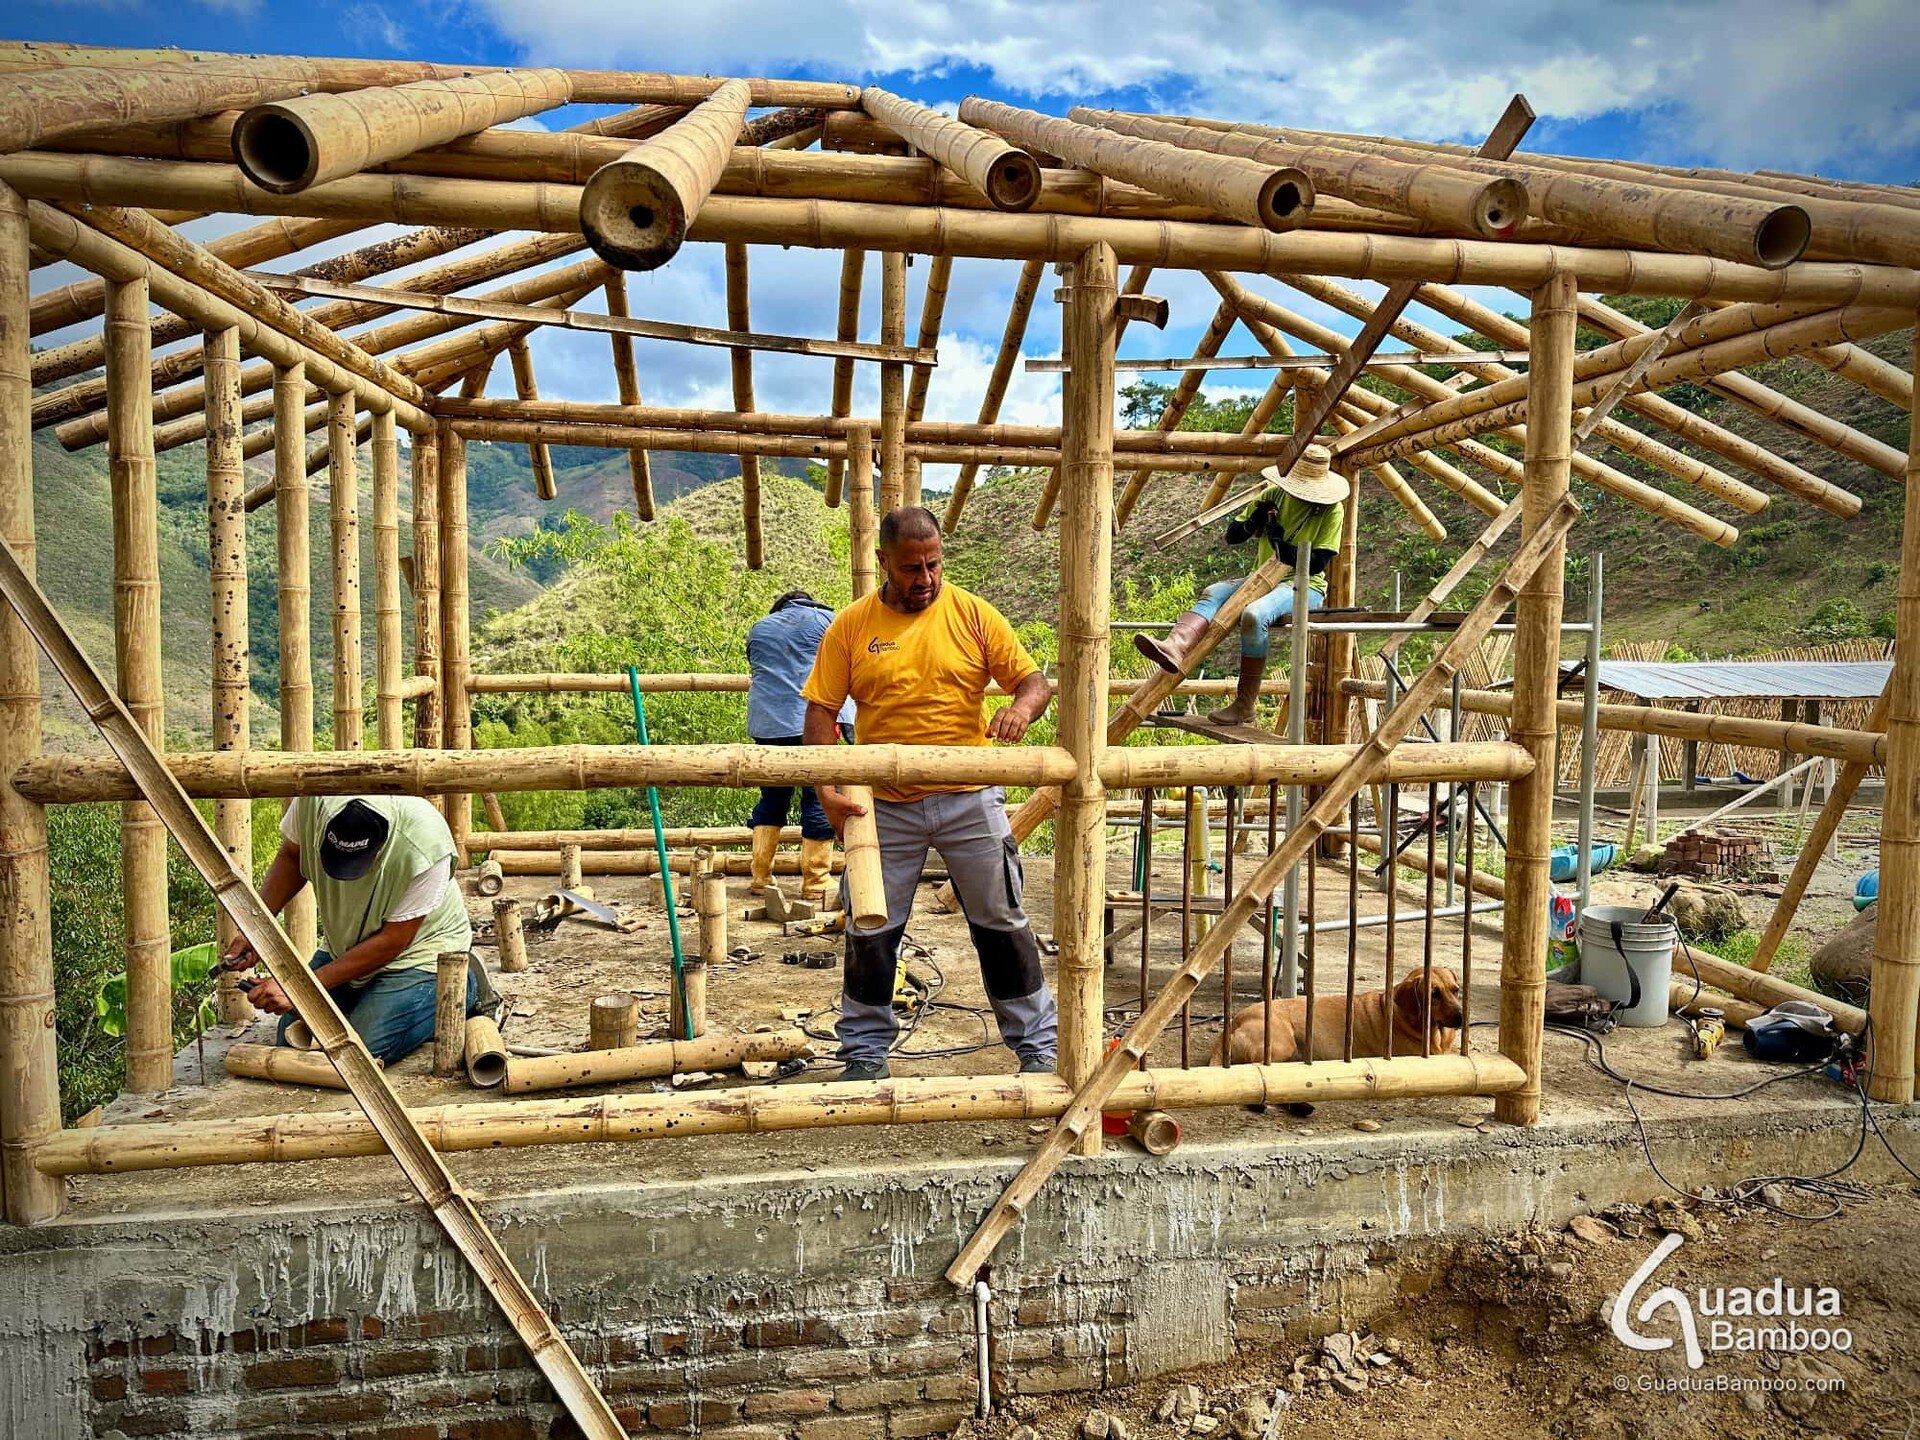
left=1545, top=981, right=1618, bottom=1033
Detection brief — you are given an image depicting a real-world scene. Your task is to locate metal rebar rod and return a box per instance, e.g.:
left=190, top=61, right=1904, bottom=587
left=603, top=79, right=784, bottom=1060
left=1462, top=781, right=1476, bottom=1056
left=1345, top=794, right=1360, bottom=1063
left=1279, top=536, right=1310, bottom=998
left=1138, top=785, right=1153, bottom=1073
left=1446, top=673, right=1462, bottom=907
left=1575, top=552, right=1604, bottom=914
left=1180, top=784, right=1194, bottom=1069
left=1308, top=899, right=1504, bottom=935
left=1221, top=783, right=1237, bottom=1059
left=1263, top=780, right=1278, bottom=1064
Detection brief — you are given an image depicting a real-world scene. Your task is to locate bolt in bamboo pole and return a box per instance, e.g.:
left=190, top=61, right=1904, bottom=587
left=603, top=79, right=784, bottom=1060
left=371, top=410, right=406, bottom=751
left=823, top=248, right=865, bottom=508
left=959, top=99, right=1311, bottom=231
left=434, top=952, right=468, bottom=1076
left=862, top=88, right=1041, bottom=210
left=205, top=325, right=255, bottom=1026
left=410, top=428, right=442, bottom=760
left=0, top=180, right=62, bottom=1222
left=439, top=423, right=473, bottom=865
left=724, top=242, right=765, bottom=568
left=589, top=994, right=639, bottom=1051
left=579, top=77, right=751, bottom=269
left=944, top=259, right=1045, bottom=531
left=880, top=251, right=908, bottom=508
left=272, top=365, right=318, bottom=958
left=494, top=897, right=527, bottom=973
left=600, top=270, right=653, bottom=520
left=1867, top=326, right=1920, bottom=1103
left=841, top=785, right=887, bottom=930
left=327, top=393, right=363, bottom=750
left=1056, top=242, right=1116, bottom=1153
left=233, top=68, right=572, bottom=193
left=105, top=275, right=171, bottom=1095
left=849, top=424, right=876, bottom=600
left=1494, top=270, right=1575, bottom=1127
left=505, top=337, right=556, bottom=502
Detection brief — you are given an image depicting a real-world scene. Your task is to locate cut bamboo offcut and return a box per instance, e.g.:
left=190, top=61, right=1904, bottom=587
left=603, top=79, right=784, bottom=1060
left=589, top=994, right=639, bottom=1052
left=464, top=1016, right=508, bottom=1088
left=493, top=897, right=528, bottom=974
left=841, top=784, right=887, bottom=929
left=505, top=1027, right=813, bottom=1095
left=580, top=78, right=751, bottom=269
left=434, top=952, right=468, bottom=1077
left=224, top=1044, right=368, bottom=1089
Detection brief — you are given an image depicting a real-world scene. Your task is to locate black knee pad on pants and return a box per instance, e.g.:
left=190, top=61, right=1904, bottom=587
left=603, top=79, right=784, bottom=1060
left=969, top=922, right=1045, bottom=1001
left=844, top=924, right=906, bottom=1007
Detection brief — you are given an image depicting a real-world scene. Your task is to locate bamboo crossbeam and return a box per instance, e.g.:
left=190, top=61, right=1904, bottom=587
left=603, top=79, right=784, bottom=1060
left=35, top=1053, right=1525, bottom=1176
left=1070, top=107, right=1526, bottom=237
left=600, top=270, right=653, bottom=519
left=958, top=99, right=1312, bottom=231
left=502, top=1029, right=814, bottom=1094
left=479, top=826, right=804, bottom=850
left=497, top=849, right=819, bottom=880
left=948, top=496, right=1583, bottom=1282
left=233, top=69, right=572, bottom=193
left=580, top=78, right=751, bottom=269
left=1339, top=679, right=1886, bottom=763
left=0, top=512, right=622, bottom=1438
left=10, top=154, right=1920, bottom=307
left=862, top=88, right=1039, bottom=211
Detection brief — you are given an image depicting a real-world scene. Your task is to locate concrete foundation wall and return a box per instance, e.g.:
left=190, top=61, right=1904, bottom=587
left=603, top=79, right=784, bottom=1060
left=0, top=1108, right=1908, bottom=1439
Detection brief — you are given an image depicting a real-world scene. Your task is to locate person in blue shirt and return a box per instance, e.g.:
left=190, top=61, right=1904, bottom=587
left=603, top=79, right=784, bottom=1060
left=746, top=591, right=852, bottom=899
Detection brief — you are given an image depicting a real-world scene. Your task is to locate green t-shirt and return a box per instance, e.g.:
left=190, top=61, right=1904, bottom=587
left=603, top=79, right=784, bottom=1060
left=1240, top=490, right=1345, bottom=590
left=292, top=796, right=472, bottom=984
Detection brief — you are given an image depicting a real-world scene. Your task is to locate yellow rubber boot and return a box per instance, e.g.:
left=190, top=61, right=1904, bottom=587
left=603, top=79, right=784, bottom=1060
left=748, top=826, right=781, bottom=895
left=800, top=837, right=834, bottom=905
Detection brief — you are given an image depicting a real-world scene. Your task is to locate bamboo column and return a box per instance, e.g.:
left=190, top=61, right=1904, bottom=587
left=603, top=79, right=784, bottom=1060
left=205, top=324, right=253, bottom=1026
left=1494, top=270, right=1575, bottom=1128
left=823, top=248, right=865, bottom=508
left=494, top=897, right=527, bottom=973
left=849, top=424, right=876, bottom=600
left=370, top=410, right=405, bottom=750
left=105, top=275, right=170, bottom=1095
left=439, top=422, right=473, bottom=864
left=505, top=337, right=555, bottom=502
left=434, top=952, right=467, bottom=1077
left=724, top=243, right=764, bottom=569
left=578, top=77, right=752, bottom=270
left=1869, top=328, right=1920, bottom=1103
left=1113, top=299, right=1237, bottom=526
left=879, top=251, right=908, bottom=508
left=1056, top=242, right=1117, bottom=1156
left=273, top=363, right=316, bottom=957
left=589, top=994, right=639, bottom=1051
left=903, top=254, right=953, bottom=505
left=327, top=392, right=363, bottom=750
left=410, top=427, right=442, bottom=760
left=943, top=258, right=1043, bottom=531
left=601, top=271, right=654, bottom=520
left=0, top=180, right=63, bottom=1221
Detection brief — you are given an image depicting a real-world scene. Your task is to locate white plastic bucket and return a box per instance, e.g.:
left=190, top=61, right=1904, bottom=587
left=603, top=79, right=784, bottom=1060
left=1578, top=904, right=1677, bottom=1028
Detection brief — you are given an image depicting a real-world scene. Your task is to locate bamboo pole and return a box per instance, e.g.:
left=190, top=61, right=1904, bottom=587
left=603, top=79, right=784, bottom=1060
left=1070, top=107, right=1524, bottom=237
left=696, top=870, right=728, bottom=968
left=223, top=1044, right=374, bottom=1089
left=233, top=69, right=572, bottom=193
left=958, top=99, right=1311, bottom=230
left=862, top=88, right=1040, bottom=210
left=496, top=850, right=840, bottom=879
left=1056, top=242, right=1117, bottom=1154
left=724, top=242, right=765, bottom=568
left=880, top=251, right=908, bottom=508
left=589, top=994, right=639, bottom=1052
left=462, top=670, right=1295, bottom=697
left=272, top=365, right=318, bottom=958
left=600, top=270, right=653, bottom=520
left=558, top=843, right=583, bottom=891
left=327, top=393, right=363, bottom=750
left=906, top=254, right=953, bottom=425
left=0, top=180, right=62, bottom=1222
left=105, top=275, right=171, bottom=1096
left=1869, top=326, right=1920, bottom=1102
left=579, top=78, right=751, bottom=269
left=370, top=410, right=404, bottom=750
left=841, top=784, right=887, bottom=929
left=410, top=428, right=442, bottom=758
left=506, top=1027, right=811, bottom=1095
left=41, top=1052, right=1523, bottom=1174
left=670, top=960, right=707, bottom=1041
left=481, top=826, right=803, bottom=850
left=434, top=953, right=468, bottom=1076
left=439, top=423, right=473, bottom=864
left=493, top=897, right=527, bottom=974
left=943, top=260, right=1046, bottom=530
left=823, top=249, right=865, bottom=508
left=0, top=58, right=334, bottom=154
left=848, top=424, right=877, bottom=600
left=505, top=337, right=556, bottom=502
left=205, top=325, right=255, bottom=1027
left=1113, top=298, right=1237, bottom=526
left=464, top=1016, right=507, bottom=1088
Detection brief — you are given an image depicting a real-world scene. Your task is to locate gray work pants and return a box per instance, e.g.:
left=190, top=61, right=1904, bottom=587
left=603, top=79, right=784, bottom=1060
left=836, top=786, right=1057, bottom=1067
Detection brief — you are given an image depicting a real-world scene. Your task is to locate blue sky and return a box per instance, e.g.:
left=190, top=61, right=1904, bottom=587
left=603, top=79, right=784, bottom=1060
left=14, top=1, right=1920, bottom=486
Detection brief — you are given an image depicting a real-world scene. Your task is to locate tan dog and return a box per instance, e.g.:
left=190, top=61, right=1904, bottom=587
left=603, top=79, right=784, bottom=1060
left=1209, top=967, right=1466, bottom=1067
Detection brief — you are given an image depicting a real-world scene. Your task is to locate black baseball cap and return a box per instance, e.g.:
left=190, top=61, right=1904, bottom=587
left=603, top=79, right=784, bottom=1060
left=319, top=799, right=391, bottom=881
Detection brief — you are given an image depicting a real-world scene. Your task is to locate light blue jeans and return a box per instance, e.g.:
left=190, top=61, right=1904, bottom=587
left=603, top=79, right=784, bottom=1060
left=1191, top=577, right=1325, bottom=659
left=276, top=952, right=479, bottom=1066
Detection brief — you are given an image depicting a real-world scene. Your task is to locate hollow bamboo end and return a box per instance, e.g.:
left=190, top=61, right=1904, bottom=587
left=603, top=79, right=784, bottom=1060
left=1126, top=1109, right=1180, bottom=1156
left=580, top=163, right=688, bottom=272
left=232, top=104, right=322, bottom=195
left=1476, top=177, right=1529, bottom=238
left=1257, top=167, right=1315, bottom=229
left=1753, top=205, right=1813, bottom=269
left=986, top=152, right=1043, bottom=212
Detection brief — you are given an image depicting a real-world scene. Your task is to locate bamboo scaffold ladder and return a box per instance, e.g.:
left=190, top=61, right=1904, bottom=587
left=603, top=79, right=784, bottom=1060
left=0, top=535, right=627, bottom=1440
left=945, top=492, right=1582, bottom=1284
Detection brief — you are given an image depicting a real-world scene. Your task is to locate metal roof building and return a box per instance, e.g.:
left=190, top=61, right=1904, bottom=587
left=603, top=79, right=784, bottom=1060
left=1558, top=659, right=1892, bottom=702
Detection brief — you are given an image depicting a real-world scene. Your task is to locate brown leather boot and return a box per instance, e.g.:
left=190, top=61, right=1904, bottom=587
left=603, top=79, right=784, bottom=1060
left=799, top=837, right=834, bottom=904
left=1133, top=610, right=1209, bottom=674
left=1208, top=653, right=1267, bottom=726
left=748, top=826, right=781, bottom=895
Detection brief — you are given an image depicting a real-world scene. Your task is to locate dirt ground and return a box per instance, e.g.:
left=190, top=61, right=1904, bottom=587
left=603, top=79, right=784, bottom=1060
left=972, top=1184, right=1920, bottom=1440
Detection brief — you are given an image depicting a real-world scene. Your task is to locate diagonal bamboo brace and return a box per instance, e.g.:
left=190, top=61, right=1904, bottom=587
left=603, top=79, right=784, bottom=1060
left=0, top=536, right=627, bottom=1439
left=945, top=494, right=1583, bottom=1285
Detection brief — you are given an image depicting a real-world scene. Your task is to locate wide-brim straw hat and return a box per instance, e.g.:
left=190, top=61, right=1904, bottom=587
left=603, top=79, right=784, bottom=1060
left=1260, top=444, right=1348, bottom=506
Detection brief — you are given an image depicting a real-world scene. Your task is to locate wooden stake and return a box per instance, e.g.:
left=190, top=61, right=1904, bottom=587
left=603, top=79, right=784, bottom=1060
left=493, top=897, right=528, bottom=974
left=589, top=993, right=639, bottom=1051
left=880, top=251, right=908, bottom=508
left=206, top=324, right=255, bottom=1026
left=438, top=423, right=473, bottom=865
left=274, top=364, right=317, bottom=959
left=327, top=392, right=363, bottom=750
left=579, top=77, right=752, bottom=269
left=944, top=259, right=1044, bottom=531
left=841, top=784, right=888, bottom=929
left=601, top=270, right=653, bottom=519
left=724, top=242, right=764, bottom=568
left=823, top=248, right=865, bottom=508
left=506, top=336, right=555, bottom=501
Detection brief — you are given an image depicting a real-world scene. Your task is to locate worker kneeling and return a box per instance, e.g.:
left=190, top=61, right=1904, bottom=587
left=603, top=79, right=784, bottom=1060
left=802, top=506, right=1058, bottom=1082
left=222, top=796, right=495, bottom=1065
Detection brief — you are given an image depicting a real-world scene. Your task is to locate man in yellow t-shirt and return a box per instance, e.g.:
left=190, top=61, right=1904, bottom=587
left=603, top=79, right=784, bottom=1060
left=802, top=505, right=1056, bottom=1082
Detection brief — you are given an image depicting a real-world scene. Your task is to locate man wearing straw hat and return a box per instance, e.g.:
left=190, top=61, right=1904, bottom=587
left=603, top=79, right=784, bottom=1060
left=801, top=505, right=1058, bottom=1083
left=1135, top=443, right=1349, bottom=725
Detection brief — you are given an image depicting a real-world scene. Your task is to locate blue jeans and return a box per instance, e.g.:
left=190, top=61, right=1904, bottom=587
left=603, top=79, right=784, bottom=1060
left=1191, top=577, right=1325, bottom=659
left=276, top=952, right=479, bottom=1066
left=748, top=733, right=835, bottom=840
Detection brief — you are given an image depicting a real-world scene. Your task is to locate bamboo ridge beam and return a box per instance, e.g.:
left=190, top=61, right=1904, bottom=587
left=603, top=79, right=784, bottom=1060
left=580, top=77, right=751, bottom=269
left=233, top=69, right=572, bottom=193
left=34, top=1054, right=1525, bottom=1175
left=861, top=88, right=1040, bottom=210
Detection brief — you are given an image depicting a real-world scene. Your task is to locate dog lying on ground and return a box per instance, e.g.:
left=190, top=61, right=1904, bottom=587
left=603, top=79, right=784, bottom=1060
left=1209, top=967, right=1466, bottom=1067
